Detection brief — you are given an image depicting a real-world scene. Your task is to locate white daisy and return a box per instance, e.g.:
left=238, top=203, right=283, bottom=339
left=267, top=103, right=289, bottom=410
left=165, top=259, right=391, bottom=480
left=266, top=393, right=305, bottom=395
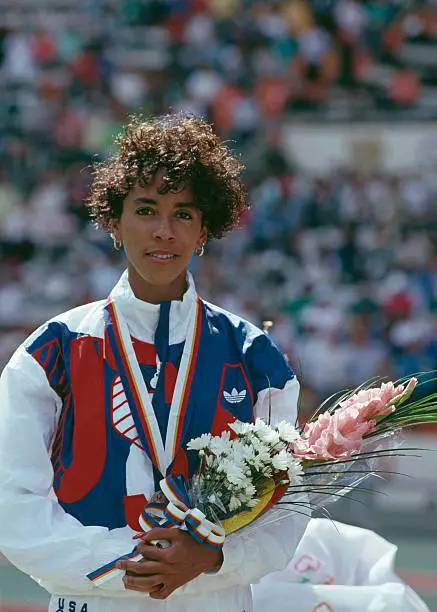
left=253, top=419, right=280, bottom=445
left=222, top=460, right=248, bottom=487
left=229, top=495, right=242, bottom=512
left=187, top=433, right=212, bottom=451
left=276, top=421, right=299, bottom=443
left=272, top=449, right=293, bottom=472
left=229, top=420, right=254, bottom=436
left=209, top=430, right=232, bottom=456
left=287, top=459, right=304, bottom=482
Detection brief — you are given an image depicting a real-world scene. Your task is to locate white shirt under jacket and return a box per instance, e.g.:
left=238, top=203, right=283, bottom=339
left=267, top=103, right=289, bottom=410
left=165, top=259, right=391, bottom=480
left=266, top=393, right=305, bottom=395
left=0, top=271, right=307, bottom=611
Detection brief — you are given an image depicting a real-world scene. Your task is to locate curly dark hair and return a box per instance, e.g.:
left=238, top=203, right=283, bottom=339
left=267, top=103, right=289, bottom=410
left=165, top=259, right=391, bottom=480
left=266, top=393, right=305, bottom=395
left=87, top=113, right=250, bottom=240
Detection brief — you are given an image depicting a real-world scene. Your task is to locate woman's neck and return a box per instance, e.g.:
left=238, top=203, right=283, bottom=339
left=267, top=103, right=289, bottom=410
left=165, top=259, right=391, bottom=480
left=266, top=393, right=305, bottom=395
left=127, top=266, right=188, bottom=304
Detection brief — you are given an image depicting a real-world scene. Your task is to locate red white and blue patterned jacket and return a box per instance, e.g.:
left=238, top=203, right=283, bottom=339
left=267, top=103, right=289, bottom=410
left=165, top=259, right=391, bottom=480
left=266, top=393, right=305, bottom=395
left=0, top=271, right=305, bottom=607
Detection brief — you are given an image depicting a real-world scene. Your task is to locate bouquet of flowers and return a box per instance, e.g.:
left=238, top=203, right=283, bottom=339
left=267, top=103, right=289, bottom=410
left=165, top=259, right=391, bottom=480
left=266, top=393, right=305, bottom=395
left=184, top=418, right=304, bottom=536
left=289, top=376, right=421, bottom=508
left=88, top=374, right=437, bottom=585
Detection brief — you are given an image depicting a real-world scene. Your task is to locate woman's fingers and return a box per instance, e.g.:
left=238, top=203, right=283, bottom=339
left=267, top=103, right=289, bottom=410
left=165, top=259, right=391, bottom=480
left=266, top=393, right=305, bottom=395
left=122, top=572, right=166, bottom=593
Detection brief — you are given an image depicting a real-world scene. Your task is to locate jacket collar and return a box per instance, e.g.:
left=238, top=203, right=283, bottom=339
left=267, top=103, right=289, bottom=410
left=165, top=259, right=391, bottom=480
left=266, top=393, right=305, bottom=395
left=110, top=269, right=198, bottom=344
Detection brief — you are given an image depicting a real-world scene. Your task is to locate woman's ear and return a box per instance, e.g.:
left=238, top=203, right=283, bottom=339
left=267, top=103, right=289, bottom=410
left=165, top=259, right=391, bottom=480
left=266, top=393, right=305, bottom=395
left=110, top=219, right=120, bottom=235
left=109, top=220, right=123, bottom=250
left=110, top=219, right=122, bottom=242
left=198, top=226, right=208, bottom=247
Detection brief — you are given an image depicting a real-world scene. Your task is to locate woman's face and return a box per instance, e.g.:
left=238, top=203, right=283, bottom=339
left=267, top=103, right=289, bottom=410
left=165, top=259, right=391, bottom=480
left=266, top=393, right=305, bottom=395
left=112, top=170, right=207, bottom=303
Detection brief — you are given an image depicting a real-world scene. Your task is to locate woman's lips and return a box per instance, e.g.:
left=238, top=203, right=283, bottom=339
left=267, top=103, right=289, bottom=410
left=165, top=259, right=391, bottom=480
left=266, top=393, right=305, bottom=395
left=146, top=251, right=178, bottom=262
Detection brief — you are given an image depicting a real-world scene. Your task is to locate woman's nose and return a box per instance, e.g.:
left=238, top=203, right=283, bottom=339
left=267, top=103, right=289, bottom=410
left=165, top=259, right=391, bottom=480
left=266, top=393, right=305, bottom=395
left=152, top=214, right=175, bottom=240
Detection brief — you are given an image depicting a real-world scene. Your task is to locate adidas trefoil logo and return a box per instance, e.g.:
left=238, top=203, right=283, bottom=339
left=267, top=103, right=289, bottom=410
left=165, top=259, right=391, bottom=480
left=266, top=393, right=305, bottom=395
left=223, top=388, right=247, bottom=404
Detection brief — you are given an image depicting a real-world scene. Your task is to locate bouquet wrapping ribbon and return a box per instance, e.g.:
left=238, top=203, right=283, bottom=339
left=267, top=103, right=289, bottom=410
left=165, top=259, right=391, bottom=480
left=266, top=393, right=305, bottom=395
left=87, top=474, right=225, bottom=586
left=157, top=475, right=225, bottom=549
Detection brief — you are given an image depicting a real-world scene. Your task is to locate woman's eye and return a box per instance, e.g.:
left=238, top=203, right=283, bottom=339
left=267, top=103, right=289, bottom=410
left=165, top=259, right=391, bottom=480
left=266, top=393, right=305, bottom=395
left=176, top=210, right=193, bottom=220
left=136, top=207, right=154, bottom=216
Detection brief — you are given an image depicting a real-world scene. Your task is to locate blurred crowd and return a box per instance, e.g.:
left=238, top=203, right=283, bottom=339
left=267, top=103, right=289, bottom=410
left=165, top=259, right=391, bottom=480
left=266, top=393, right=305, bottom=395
left=0, top=0, right=437, bottom=417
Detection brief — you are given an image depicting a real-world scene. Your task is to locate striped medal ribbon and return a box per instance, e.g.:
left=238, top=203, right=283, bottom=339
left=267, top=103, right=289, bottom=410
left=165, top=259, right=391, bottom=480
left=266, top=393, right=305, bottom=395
left=104, top=294, right=202, bottom=476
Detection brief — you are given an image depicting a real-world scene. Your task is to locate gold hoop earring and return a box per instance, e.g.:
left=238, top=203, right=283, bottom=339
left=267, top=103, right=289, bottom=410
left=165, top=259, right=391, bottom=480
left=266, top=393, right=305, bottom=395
left=196, top=244, right=205, bottom=257
left=111, top=234, right=123, bottom=251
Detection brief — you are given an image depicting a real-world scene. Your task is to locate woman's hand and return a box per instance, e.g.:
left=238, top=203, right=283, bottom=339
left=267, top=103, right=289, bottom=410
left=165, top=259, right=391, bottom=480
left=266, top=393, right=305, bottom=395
left=116, top=527, right=224, bottom=599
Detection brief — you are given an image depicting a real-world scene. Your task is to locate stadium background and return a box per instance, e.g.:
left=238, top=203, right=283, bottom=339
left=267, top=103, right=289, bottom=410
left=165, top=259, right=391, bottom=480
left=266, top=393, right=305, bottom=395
left=0, top=0, right=436, bottom=609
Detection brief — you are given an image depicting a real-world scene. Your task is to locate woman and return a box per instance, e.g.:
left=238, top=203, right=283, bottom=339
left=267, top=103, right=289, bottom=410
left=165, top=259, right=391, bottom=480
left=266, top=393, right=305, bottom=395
left=0, top=114, right=306, bottom=612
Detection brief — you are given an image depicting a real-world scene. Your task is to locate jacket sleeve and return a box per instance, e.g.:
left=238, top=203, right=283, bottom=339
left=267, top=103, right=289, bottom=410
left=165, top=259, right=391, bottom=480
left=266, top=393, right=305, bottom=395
left=180, top=369, right=309, bottom=595
left=0, top=345, right=139, bottom=596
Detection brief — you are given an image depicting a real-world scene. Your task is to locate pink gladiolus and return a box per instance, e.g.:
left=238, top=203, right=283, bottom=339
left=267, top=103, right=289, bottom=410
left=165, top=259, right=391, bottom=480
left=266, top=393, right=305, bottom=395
left=293, top=377, right=418, bottom=462
left=387, top=377, right=417, bottom=406
left=339, top=378, right=417, bottom=421
left=293, top=407, right=376, bottom=461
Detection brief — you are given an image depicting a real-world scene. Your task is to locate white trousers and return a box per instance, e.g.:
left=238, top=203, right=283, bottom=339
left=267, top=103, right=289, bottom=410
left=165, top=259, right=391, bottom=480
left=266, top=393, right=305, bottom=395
left=48, top=587, right=253, bottom=612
